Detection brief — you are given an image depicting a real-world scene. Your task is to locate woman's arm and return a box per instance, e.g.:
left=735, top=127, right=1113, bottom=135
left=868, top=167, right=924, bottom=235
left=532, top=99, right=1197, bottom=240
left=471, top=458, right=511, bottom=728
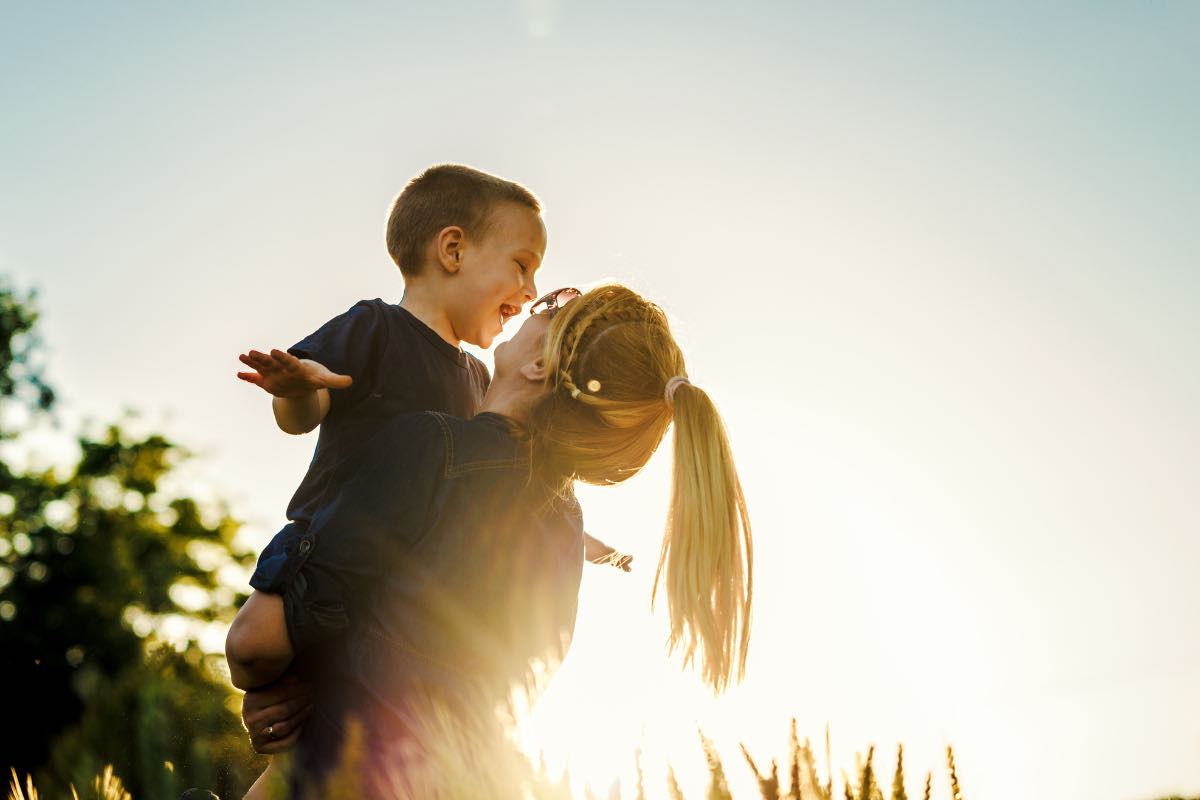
left=226, top=591, right=295, bottom=690
left=584, top=532, right=633, bottom=572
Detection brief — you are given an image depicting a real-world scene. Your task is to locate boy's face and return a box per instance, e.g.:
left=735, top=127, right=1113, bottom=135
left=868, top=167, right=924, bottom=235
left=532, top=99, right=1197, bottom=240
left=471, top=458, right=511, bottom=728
left=448, top=203, right=547, bottom=348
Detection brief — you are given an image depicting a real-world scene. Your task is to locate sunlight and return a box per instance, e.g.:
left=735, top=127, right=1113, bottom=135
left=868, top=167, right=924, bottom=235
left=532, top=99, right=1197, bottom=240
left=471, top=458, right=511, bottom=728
left=4, top=3, right=1197, bottom=796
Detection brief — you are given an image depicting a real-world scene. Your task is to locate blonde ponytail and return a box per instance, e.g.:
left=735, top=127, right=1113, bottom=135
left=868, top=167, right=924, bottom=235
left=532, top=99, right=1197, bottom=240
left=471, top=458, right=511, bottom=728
left=529, top=284, right=753, bottom=692
left=652, top=383, right=753, bottom=692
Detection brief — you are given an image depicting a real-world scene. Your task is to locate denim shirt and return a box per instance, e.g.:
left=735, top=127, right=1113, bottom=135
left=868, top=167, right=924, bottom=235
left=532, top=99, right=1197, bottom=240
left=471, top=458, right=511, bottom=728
left=250, top=411, right=585, bottom=795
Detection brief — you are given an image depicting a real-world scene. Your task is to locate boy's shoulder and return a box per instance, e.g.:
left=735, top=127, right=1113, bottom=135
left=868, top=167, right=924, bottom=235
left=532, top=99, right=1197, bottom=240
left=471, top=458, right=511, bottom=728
left=323, top=297, right=393, bottom=323
left=320, top=297, right=409, bottom=327
left=464, top=351, right=492, bottom=384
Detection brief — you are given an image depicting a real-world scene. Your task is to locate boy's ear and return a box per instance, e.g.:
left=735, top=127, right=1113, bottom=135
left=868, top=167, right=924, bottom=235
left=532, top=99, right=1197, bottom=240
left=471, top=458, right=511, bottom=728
left=519, top=357, right=547, bottom=383
left=435, top=226, right=466, bottom=274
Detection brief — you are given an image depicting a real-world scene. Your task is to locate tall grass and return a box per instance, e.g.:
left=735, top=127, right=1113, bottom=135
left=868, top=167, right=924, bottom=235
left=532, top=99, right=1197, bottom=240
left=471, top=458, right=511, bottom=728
left=31, top=717, right=1193, bottom=800
left=8, top=765, right=131, bottom=800
left=9, top=720, right=975, bottom=800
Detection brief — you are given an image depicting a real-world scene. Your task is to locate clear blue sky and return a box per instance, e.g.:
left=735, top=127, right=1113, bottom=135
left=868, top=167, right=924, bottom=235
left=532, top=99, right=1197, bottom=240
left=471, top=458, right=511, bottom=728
left=3, top=3, right=1198, bottom=798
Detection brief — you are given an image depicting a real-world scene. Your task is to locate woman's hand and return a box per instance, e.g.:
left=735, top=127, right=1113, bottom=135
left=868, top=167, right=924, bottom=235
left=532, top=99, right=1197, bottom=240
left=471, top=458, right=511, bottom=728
left=242, top=672, right=314, bottom=754
left=583, top=533, right=633, bottom=572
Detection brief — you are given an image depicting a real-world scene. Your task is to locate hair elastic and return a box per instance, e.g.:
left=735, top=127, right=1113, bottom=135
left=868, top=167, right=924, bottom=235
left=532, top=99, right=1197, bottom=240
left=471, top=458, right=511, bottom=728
left=664, top=376, right=691, bottom=405
left=567, top=377, right=602, bottom=400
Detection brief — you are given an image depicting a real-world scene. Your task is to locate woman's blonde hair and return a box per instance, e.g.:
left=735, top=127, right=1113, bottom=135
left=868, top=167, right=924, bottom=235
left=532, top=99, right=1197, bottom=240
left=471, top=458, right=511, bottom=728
left=527, top=284, right=753, bottom=692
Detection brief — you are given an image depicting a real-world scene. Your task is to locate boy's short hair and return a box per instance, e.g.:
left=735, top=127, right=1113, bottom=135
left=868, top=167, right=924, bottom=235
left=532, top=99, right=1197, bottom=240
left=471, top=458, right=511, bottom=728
left=386, top=164, right=541, bottom=278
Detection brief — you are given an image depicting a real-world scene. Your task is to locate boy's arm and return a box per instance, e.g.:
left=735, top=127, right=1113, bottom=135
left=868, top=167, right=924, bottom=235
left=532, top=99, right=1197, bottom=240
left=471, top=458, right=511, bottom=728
left=226, top=591, right=295, bottom=690
left=583, top=532, right=633, bottom=572
left=272, top=390, right=331, bottom=435
left=237, top=349, right=350, bottom=434
left=233, top=416, right=447, bottom=690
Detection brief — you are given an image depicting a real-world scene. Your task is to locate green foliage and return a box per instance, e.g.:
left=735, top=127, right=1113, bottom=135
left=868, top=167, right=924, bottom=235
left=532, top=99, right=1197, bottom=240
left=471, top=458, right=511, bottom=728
left=44, top=646, right=265, bottom=798
left=0, top=276, right=261, bottom=797
left=0, top=279, right=54, bottom=426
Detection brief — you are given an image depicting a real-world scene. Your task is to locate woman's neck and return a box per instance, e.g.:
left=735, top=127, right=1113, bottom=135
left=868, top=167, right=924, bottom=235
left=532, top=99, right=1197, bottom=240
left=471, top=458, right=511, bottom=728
left=478, top=376, right=541, bottom=425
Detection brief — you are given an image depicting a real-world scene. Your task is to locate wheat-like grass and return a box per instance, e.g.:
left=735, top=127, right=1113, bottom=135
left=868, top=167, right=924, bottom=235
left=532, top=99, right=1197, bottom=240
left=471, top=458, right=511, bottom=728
left=7, top=769, right=38, bottom=800
left=785, top=720, right=801, bottom=800
left=740, top=742, right=780, bottom=800
left=858, top=746, right=878, bottom=800
left=825, top=726, right=834, bottom=800
left=946, top=748, right=962, bottom=800
left=86, top=766, right=132, bottom=800
left=841, top=770, right=855, bottom=800
left=700, top=731, right=734, bottom=800
left=9, top=765, right=134, bottom=800
left=799, top=735, right=828, bottom=800
left=891, top=745, right=907, bottom=800
left=666, top=766, right=685, bottom=800
left=9, top=720, right=986, bottom=799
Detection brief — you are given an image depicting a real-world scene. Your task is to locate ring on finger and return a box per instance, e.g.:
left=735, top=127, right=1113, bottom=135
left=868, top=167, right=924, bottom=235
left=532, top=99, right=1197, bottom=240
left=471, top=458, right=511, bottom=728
left=265, top=724, right=275, bottom=738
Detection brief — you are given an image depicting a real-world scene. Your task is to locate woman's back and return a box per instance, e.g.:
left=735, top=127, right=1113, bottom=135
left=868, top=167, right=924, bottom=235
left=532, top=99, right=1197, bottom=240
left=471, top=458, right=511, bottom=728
left=288, top=411, right=584, bottom=797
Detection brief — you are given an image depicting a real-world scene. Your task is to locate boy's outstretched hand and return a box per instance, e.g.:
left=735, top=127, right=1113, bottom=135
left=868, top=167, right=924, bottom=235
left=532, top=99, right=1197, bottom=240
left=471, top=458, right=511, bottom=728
left=237, top=349, right=353, bottom=398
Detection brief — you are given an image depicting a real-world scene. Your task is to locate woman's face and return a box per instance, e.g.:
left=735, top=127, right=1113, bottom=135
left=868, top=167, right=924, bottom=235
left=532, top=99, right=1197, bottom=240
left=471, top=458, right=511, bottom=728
left=492, top=309, right=555, bottom=382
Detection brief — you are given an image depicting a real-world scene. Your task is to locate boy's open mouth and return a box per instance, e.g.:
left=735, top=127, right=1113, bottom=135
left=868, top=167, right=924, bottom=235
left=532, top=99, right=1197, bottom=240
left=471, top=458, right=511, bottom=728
left=499, top=304, right=520, bottom=327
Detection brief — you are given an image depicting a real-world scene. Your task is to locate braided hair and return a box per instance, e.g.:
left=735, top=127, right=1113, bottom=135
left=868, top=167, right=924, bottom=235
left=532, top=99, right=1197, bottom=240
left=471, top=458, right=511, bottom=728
left=527, top=284, right=753, bottom=692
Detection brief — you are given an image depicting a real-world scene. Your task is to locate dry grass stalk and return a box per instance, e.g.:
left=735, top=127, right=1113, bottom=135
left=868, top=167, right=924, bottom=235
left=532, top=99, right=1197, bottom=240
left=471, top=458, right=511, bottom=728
left=700, top=731, right=733, bottom=800
left=666, top=766, right=686, bottom=800
left=798, top=735, right=829, bottom=800
left=857, top=746, right=880, bottom=800
left=7, top=769, right=38, bottom=800
left=891, top=745, right=907, bottom=800
left=739, top=743, right=780, bottom=800
left=786, top=720, right=802, bottom=800
left=946, top=748, right=962, bottom=800
left=8, top=720, right=980, bottom=800
left=85, top=766, right=132, bottom=800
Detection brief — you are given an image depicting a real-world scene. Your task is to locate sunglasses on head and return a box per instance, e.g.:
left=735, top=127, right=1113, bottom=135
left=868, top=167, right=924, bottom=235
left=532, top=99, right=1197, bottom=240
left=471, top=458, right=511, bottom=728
left=529, top=287, right=581, bottom=316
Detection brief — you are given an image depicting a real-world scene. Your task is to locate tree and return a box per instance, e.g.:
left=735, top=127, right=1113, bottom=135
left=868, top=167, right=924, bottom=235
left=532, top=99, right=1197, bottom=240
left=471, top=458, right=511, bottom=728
left=0, top=277, right=264, bottom=797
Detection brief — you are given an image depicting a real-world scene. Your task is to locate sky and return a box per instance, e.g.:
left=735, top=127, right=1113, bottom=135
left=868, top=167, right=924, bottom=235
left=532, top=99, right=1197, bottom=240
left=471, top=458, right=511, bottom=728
left=2, top=2, right=1198, bottom=798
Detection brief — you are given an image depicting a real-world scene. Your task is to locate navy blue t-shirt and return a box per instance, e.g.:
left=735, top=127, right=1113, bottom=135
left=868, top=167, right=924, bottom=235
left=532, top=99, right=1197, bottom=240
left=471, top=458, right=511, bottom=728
left=283, top=299, right=490, bottom=527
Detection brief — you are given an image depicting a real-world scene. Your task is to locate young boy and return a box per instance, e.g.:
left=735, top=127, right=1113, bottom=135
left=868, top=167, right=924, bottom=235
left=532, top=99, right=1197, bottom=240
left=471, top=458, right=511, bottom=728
left=237, top=165, right=629, bottom=600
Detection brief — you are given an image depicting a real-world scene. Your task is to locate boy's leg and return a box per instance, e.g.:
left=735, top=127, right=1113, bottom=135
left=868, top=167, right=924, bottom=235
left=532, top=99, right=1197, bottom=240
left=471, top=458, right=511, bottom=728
left=243, top=756, right=290, bottom=800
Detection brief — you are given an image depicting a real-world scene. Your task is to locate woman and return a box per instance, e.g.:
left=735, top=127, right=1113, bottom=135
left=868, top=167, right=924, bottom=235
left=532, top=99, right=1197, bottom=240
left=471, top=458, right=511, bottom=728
left=225, top=284, right=753, bottom=798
